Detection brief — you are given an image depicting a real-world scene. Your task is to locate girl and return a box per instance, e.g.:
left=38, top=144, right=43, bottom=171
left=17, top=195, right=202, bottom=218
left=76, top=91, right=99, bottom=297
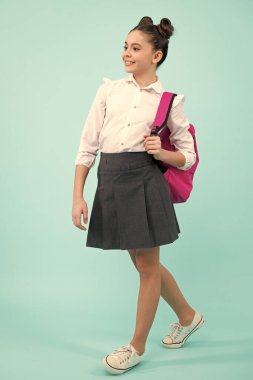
left=72, top=16, right=204, bottom=375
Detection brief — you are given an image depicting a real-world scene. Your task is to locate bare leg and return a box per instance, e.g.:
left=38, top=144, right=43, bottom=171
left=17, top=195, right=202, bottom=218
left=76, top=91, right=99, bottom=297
left=128, top=249, right=195, bottom=327
left=129, top=246, right=161, bottom=356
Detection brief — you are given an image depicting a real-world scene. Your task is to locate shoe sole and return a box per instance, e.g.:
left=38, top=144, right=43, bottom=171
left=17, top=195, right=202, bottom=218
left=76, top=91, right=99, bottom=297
left=102, top=356, right=141, bottom=375
left=162, top=315, right=205, bottom=349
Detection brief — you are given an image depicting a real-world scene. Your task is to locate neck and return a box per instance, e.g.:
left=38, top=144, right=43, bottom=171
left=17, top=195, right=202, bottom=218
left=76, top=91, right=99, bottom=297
left=132, top=71, right=158, bottom=88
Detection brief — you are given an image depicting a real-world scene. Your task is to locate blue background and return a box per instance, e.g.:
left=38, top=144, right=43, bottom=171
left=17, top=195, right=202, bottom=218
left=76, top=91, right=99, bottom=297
left=1, top=0, right=252, bottom=379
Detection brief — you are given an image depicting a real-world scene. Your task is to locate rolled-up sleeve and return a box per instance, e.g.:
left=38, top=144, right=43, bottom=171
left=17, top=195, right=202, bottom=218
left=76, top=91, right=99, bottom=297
left=74, top=81, right=108, bottom=169
left=167, top=94, right=196, bottom=171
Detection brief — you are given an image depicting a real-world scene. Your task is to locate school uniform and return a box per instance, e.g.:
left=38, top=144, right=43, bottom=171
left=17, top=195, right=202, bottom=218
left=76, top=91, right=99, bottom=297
left=75, top=74, right=196, bottom=250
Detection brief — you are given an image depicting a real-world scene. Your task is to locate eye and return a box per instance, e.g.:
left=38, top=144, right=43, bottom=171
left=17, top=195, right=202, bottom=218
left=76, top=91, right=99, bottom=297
left=123, top=46, right=140, bottom=51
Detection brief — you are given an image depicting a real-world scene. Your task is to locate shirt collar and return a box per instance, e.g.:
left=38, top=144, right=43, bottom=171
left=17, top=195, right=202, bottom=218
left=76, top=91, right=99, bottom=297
left=124, top=73, right=163, bottom=94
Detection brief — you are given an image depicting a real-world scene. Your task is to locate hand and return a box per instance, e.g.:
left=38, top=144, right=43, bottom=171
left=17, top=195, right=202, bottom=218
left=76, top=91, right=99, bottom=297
left=72, top=197, right=88, bottom=231
left=143, top=134, right=163, bottom=160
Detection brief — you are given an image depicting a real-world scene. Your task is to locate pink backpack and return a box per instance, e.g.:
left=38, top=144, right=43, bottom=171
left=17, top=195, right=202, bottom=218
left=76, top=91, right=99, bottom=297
left=150, top=92, right=199, bottom=203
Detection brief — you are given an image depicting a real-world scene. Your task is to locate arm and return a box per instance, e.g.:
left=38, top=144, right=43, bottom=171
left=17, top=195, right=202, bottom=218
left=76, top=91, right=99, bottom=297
left=72, top=81, right=108, bottom=230
left=72, top=165, right=90, bottom=230
left=73, top=164, right=90, bottom=199
left=144, top=95, right=196, bottom=169
left=144, top=133, right=187, bottom=167
left=155, top=149, right=186, bottom=168
left=74, top=81, right=108, bottom=169
left=164, top=94, right=196, bottom=170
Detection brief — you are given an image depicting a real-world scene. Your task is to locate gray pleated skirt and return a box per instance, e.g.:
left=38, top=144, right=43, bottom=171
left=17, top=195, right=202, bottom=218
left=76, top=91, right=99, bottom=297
left=86, top=151, right=180, bottom=250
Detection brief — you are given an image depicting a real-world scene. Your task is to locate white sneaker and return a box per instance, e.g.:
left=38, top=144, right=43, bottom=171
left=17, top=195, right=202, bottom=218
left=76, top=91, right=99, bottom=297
left=102, top=343, right=143, bottom=375
left=162, top=311, right=205, bottom=348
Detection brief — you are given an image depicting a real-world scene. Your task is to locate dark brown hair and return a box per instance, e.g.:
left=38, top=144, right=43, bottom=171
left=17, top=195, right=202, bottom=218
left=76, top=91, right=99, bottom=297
left=129, top=16, right=175, bottom=68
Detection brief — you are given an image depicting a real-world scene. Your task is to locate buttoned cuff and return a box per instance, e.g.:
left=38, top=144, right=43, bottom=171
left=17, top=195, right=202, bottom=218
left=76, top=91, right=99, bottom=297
left=75, top=152, right=96, bottom=169
left=177, top=151, right=196, bottom=171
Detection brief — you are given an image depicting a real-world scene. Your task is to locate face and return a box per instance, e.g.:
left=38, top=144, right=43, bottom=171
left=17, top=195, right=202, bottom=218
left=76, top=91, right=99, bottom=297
left=122, top=30, right=162, bottom=75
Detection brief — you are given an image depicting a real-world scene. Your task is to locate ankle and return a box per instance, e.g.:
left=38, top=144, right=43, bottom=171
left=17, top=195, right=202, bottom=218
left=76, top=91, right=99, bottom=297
left=130, top=341, right=145, bottom=356
left=178, top=309, right=196, bottom=326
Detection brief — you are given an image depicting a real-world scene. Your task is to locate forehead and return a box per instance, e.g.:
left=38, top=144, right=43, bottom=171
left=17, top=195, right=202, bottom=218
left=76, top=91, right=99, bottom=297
left=125, top=30, right=150, bottom=46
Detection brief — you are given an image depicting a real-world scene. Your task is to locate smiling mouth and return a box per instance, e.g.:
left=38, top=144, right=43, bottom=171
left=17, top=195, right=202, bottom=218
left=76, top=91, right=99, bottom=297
left=124, top=61, right=135, bottom=65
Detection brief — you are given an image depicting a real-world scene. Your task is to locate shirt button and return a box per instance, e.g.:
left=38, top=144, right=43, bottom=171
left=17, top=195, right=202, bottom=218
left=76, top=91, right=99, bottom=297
left=121, top=142, right=124, bottom=145
left=133, top=105, right=137, bottom=108
left=128, top=123, right=130, bottom=126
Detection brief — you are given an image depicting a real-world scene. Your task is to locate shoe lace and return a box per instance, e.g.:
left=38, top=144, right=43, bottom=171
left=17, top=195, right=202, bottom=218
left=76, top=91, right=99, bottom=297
left=168, top=322, right=185, bottom=340
left=111, top=345, right=134, bottom=364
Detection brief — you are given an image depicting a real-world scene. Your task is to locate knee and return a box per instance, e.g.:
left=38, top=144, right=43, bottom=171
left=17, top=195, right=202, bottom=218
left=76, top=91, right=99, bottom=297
left=136, top=262, right=154, bottom=276
left=135, top=248, right=160, bottom=276
left=136, top=262, right=160, bottom=276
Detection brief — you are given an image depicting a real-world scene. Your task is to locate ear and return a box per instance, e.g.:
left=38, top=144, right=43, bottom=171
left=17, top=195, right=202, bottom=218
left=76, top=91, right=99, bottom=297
left=152, top=50, right=163, bottom=64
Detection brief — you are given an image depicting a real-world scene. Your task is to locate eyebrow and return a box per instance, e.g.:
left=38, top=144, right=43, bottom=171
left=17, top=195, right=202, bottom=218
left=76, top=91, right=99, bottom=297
left=124, top=41, right=142, bottom=47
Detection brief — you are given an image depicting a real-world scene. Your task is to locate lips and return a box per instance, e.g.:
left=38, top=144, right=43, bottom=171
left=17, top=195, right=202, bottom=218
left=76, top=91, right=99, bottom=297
left=124, top=60, right=135, bottom=65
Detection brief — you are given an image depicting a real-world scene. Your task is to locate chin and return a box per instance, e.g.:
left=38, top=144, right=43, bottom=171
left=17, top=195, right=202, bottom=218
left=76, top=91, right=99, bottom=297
left=124, top=66, right=135, bottom=74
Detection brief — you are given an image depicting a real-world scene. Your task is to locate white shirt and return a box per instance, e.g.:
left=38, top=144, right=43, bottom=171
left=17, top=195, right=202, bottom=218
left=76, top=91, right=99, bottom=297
left=75, top=73, right=196, bottom=171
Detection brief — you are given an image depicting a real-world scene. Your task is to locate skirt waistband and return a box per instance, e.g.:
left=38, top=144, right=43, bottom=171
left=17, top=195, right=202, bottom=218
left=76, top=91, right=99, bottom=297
left=99, top=151, right=157, bottom=171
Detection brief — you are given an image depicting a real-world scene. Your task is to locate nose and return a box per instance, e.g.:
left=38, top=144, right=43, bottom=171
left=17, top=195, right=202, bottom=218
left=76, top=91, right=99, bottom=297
left=123, top=47, right=131, bottom=58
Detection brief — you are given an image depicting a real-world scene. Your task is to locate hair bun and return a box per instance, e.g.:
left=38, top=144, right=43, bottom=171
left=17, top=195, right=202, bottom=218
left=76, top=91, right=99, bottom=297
left=157, top=18, right=174, bottom=39
left=138, top=16, right=154, bottom=26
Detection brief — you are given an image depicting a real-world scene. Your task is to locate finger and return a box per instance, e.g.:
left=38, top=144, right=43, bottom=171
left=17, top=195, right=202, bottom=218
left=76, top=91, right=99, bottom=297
left=144, top=139, right=155, bottom=147
left=73, top=218, right=86, bottom=230
left=143, top=135, right=155, bottom=140
left=147, top=150, right=159, bottom=155
left=147, top=142, right=159, bottom=149
left=72, top=214, right=81, bottom=226
left=78, top=224, right=86, bottom=231
left=146, top=138, right=159, bottom=143
left=82, top=210, right=88, bottom=224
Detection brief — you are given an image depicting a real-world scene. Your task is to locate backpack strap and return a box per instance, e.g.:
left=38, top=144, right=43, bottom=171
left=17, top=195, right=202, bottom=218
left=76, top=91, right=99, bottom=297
left=151, top=92, right=177, bottom=135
